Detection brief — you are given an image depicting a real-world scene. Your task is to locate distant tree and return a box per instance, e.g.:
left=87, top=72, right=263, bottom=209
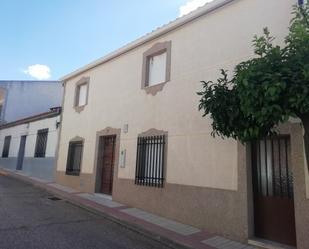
left=198, top=4, right=309, bottom=172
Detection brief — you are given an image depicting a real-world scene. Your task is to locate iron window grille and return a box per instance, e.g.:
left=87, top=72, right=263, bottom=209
left=2, top=136, right=11, bottom=158
left=34, top=128, right=49, bottom=158
left=135, top=135, right=165, bottom=187
left=66, top=141, right=83, bottom=176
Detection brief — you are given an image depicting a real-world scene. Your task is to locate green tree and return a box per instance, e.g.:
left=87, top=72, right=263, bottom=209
left=198, top=4, right=309, bottom=172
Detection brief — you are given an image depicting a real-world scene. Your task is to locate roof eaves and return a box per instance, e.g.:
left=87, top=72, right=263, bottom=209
left=60, top=0, right=235, bottom=82
left=0, top=107, right=61, bottom=130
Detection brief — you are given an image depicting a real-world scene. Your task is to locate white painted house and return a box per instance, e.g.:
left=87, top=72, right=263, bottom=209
left=56, top=0, right=309, bottom=248
left=0, top=107, right=61, bottom=181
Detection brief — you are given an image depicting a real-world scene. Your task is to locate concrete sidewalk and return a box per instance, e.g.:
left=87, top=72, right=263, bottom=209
left=0, top=168, right=258, bottom=249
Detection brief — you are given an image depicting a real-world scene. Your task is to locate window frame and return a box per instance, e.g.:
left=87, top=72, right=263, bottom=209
left=2, top=135, right=11, bottom=158
left=135, top=129, right=168, bottom=188
left=141, top=41, right=172, bottom=96
left=65, top=138, right=84, bottom=176
left=147, top=51, right=168, bottom=87
left=34, top=128, right=49, bottom=158
left=74, top=77, right=90, bottom=113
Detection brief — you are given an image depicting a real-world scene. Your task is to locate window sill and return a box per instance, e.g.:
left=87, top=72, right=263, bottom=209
left=74, top=105, right=87, bottom=113
left=143, top=81, right=169, bottom=96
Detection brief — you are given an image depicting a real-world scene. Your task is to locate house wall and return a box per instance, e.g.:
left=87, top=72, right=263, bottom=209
left=303, top=129, right=309, bottom=199
left=56, top=0, right=305, bottom=243
left=0, top=115, right=60, bottom=181
left=305, top=163, right=309, bottom=199
left=0, top=81, right=62, bottom=123
left=277, top=123, right=309, bottom=249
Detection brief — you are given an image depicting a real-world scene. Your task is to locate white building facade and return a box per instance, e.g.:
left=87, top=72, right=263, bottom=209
left=56, top=0, right=309, bottom=248
left=0, top=107, right=61, bottom=181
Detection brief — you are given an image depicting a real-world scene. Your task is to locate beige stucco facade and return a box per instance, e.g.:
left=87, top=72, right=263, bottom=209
left=56, top=0, right=309, bottom=247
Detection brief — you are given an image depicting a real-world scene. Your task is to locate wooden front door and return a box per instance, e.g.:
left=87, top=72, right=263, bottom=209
left=252, top=136, right=296, bottom=246
left=99, top=135, right=116, bottom=195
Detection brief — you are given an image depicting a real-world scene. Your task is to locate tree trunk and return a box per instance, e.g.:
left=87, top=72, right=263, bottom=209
left=301, top=114, right=309, bottom=174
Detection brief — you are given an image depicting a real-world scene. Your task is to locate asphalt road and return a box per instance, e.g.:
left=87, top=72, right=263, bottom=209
left=0, top=175, right=171, bottom=249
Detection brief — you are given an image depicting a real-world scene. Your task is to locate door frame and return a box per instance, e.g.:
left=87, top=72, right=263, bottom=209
left=251, top=134, right=296, bottom=246
left=97, top=135, right=116, bottom=195
left=16, top=135, right=27, bottom=170
left=244, top=128, right=300, bottom=247
left=93, top=127, right=121, bottom=194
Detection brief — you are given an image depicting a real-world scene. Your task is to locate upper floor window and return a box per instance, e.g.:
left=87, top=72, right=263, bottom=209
left=142, top=41, right=171, bottom=95
left=148, top=51, right=167, bottom=86
left=34, top=128, right=48, bottom=158
left=77, top=84, right=87, bottom=107
left=74, top=77, right=90, bottom=112
left=2, top=136, right=11, bottom=158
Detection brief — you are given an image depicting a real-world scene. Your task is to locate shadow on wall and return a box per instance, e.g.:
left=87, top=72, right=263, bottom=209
left=0, top=157, right=56, bottom=182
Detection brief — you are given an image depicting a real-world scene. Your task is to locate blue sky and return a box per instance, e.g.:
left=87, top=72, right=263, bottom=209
left=0, top=0, right=213, bottom=80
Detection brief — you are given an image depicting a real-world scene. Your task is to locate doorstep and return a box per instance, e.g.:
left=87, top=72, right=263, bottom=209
left=0, top=167, right=259, bottom=249
left=248, top=239, right=296, bottom=249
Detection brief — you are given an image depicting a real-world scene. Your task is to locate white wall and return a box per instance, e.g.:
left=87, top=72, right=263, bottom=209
left=57, top=0, right=296, bottom=191
left=0, top=115, right=60, bottom=158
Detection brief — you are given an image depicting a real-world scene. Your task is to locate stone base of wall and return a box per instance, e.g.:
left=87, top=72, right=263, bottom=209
left=55, top=171, right=95, bottom=193
left=0, top=158, right=18, bottom=171
left=112, top=178, right=248, bottom=242
left=23, top=158, right=55, bottom=182
left=0, top=157, right=56, bottom=182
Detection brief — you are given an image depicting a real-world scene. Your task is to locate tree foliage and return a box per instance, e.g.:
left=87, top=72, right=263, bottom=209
left=198, top=3, right=309, bottom=169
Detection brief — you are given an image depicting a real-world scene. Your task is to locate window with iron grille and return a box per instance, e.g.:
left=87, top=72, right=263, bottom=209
left=34, top=129, right=48, bottom=157
left=66, top=141, right=83, bottom=176
left=135, top=135, right=165, bottom=187
left=2, top=136, right=11, bottom=158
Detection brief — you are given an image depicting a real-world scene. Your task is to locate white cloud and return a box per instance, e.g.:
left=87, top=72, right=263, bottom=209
left=23, top=64, right=51, bottom=80
left=179, top=0, right=214, bottom=17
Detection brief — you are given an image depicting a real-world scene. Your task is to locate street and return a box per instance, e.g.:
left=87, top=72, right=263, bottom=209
left=0, top=175, right=171, bottom=249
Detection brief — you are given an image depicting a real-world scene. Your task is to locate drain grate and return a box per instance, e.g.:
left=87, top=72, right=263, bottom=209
left=48, top=196, right=62, bottom=201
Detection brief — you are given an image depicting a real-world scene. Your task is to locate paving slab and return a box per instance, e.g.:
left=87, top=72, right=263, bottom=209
left=28, top=176, right=52, bottom=184
left=15, top=171, right=30, bottom=176
left=47, top=183, right=78, bottom=194
left=121, top=208, right=200, bottom=236
left=77, top=193, right=124, bottom=208
left=202, top=236, right=258, bottom=249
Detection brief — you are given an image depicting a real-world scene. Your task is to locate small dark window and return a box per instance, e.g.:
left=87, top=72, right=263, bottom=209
left=2, top=136, right=11, bottom=158
left=66, top=141, right=83, bottom=176
left=135, top=135, right=165, bottom=187
left=34, top=129, right=49, bottom=158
